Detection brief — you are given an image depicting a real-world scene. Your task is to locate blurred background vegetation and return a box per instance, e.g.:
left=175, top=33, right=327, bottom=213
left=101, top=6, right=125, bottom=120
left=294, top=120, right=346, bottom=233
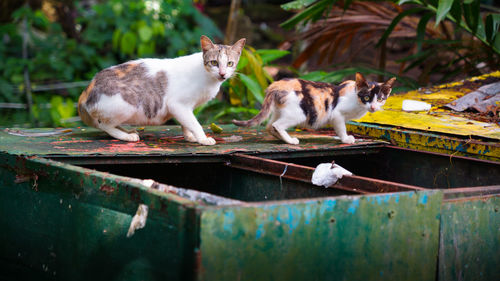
left=0, top=0, right=498, bottom=128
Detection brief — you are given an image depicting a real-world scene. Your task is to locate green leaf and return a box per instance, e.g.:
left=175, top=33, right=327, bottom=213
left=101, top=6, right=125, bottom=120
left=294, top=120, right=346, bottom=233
left=281, top=0, right=318, bottom=11
left=485, top=14, right=500, bottom=43
left=397, top=0, right=418, bottom=4
left=299, top=71, right=329, bottom=81
left=416, top=13, right=433, bottom=52
left=449, top=0, right=462, bottom=25
left=435, top=0, right=453, bottom=26
left=137, top=42, right=155, bottom=56
left=494, top=30, right=500, bottom=51
left=377, top=7, right=425, bottom=47
left=152, top=21, right=165, bottom=36
left=255, top=49, right=290, bottom=64
left=463, top=0, right=480, bottom=33
left=238, top=73, right=264, bottom=104
left=138, top=25, right=153, bottom=42
left=120, top=31, right=137, bottom=55
left=213, top=106, right=259, bottom=121
left=281, top=0, right=334, bottom=29
left=112, top=29, right=121, bottom=50
left=236, top=56, right=249, bottom=70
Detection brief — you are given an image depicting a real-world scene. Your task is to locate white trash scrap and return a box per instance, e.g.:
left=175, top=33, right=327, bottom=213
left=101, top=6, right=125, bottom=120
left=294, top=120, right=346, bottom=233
left=126, top=204, right=149, bottom=238
left=402, top=99, right=432, bottom=112
left=311, top=161, right=353, bottom=188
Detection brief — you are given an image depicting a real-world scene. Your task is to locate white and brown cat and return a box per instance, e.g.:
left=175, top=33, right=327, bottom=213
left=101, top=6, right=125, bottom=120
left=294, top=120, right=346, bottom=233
left=233, top=73, right=395, bottom=144
left=78, top=35, right=245, bottom=145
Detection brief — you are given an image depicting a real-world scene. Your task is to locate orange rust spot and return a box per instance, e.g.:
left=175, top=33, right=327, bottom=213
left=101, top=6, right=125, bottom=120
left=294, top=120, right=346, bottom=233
left=100, top=184, right=116, bottom=195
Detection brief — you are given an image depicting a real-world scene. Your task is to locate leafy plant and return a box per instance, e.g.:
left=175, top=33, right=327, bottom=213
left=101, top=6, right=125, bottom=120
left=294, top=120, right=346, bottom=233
left=281, top=0, right=500, bottom=85
left=0, top=0, right=223, bottom=127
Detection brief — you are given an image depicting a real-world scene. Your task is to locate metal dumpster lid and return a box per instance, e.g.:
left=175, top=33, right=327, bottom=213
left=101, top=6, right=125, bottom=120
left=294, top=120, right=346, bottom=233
left=0, top=125, right=382, bottom=158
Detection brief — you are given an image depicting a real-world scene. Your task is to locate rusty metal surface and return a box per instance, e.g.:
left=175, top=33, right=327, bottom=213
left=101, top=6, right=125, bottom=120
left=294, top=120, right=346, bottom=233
left=439, top=195, right=500, bottom=281
left=228, top=154, right=426, bottom=194
left=346, top=122, right=500, bottom=162
left=0, top=125, right=382, bottom=158
left=200, top=190, right=443, bottom=281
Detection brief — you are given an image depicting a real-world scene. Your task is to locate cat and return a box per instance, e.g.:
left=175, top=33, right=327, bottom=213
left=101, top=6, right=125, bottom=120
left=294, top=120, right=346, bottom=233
left=233, top=73, right=395, bottom=144
left=78, top=35, right=246, bottom=145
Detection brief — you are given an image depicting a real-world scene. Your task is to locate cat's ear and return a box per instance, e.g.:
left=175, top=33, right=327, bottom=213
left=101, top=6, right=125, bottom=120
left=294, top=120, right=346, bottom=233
left=355, top=72, right=368, bottom=90
left=230, top=38, right=246, bottom=55
left=382, top=77, right=396, bottom=95
left=200, top=35, right=215, bottom=53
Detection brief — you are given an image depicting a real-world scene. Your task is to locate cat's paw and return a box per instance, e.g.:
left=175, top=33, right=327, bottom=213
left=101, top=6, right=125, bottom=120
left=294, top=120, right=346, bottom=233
left=123, top=133, right=140, bottom=142
left=341, top=135, right=355, bottom=144
left=199, top=137, right=216, bottom=146
left=287, top=137, right=300, bottom=145
left=184, top=133, right=197, bottom=143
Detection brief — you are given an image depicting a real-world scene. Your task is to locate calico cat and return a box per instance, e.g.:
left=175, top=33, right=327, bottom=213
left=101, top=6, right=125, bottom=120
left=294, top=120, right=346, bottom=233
left=78, top=35, right=245, bottom=145
left=233, top=73, right=395, bottom=144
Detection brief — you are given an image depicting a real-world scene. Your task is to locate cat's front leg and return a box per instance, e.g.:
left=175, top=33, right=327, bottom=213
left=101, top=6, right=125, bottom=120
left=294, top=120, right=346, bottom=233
left=331, top=118, right=355, bottom=144
left=170, top=105, right=216, bottom=146
left=182, top=126, right=197, bottom=143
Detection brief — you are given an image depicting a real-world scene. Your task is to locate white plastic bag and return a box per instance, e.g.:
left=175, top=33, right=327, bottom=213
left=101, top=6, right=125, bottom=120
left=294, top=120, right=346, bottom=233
left=311, top=162, right=352, bottom=188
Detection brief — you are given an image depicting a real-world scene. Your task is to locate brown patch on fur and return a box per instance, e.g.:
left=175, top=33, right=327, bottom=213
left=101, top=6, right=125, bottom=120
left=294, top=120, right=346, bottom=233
left=78, top=79, right=95, bottom=104
left=78, top=80, right=96, bottom=127
left=78, top=103, right=95, bottom=127
left=268, top=79, right=302, bottom=94
left=114, top=63, right=138, bottom=78
left=81, top=62, right=167, bottom=119
left=338, top=81, right=355, bottom=97
left=232, top=79, right=299, bottom=127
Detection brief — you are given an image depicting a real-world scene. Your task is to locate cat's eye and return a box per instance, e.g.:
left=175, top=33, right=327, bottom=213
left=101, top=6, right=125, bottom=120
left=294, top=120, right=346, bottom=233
left=363, top=96, right=370, bottom=102
left=209, top=60, right=218, bottom=66
left=227, top=61, right=234, bottom=67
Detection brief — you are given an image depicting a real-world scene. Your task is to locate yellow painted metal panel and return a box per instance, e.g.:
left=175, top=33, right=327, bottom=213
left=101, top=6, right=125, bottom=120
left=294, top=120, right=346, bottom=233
left=354, top=72, right=500, bottom=140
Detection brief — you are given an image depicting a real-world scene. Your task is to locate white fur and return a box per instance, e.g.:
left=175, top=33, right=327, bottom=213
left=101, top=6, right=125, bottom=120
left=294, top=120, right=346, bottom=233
left=267, top=83, right=388, bottom=145
left=84, top=52, right=235, bottom=145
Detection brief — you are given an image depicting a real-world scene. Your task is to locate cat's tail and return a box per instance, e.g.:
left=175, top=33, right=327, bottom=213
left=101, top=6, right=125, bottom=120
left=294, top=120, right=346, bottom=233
left=232, top=88, right=275, bottom=127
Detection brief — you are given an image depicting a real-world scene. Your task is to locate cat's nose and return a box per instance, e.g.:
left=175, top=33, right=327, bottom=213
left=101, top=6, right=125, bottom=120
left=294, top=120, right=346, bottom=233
left=370, top=105, right=377, bottom=111
left=219, top=71, right=226, bottom=78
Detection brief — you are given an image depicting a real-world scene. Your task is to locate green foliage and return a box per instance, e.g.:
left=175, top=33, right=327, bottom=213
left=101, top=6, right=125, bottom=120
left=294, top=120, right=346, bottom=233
left=393, top=0, right=500, bottom=54
left=49, top=96, right=77, bottom=127
left=281, top=0, right=499, bottom=86
left=0, top=0, right=222, bottom=127
left=300, top=66, right=419, bottom=93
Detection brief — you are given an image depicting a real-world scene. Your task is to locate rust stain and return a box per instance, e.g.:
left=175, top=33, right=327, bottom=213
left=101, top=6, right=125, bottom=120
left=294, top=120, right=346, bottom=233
left=99, top=184, right=115, bottom=195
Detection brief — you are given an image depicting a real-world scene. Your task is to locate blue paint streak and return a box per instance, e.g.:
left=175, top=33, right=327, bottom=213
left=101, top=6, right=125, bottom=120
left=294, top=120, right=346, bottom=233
left=395, top=195, right=400, bottom=203
left=319, top=199, right=336, bottom=215
left=255, top=224, right=265, bottom=239
left=223, top=211, right=235, bottom=233
left=347, top=199, right=360, bottom=214
left=277, top=207, right=301, bottom=234
left=419, top=194, right=428, bottom=204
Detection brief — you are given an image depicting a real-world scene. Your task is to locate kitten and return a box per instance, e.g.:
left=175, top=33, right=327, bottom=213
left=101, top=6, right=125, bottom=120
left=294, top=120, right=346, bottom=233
left=78, top=35, right=246, bottom=145
left=233, top=73, right=395, bottom=144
